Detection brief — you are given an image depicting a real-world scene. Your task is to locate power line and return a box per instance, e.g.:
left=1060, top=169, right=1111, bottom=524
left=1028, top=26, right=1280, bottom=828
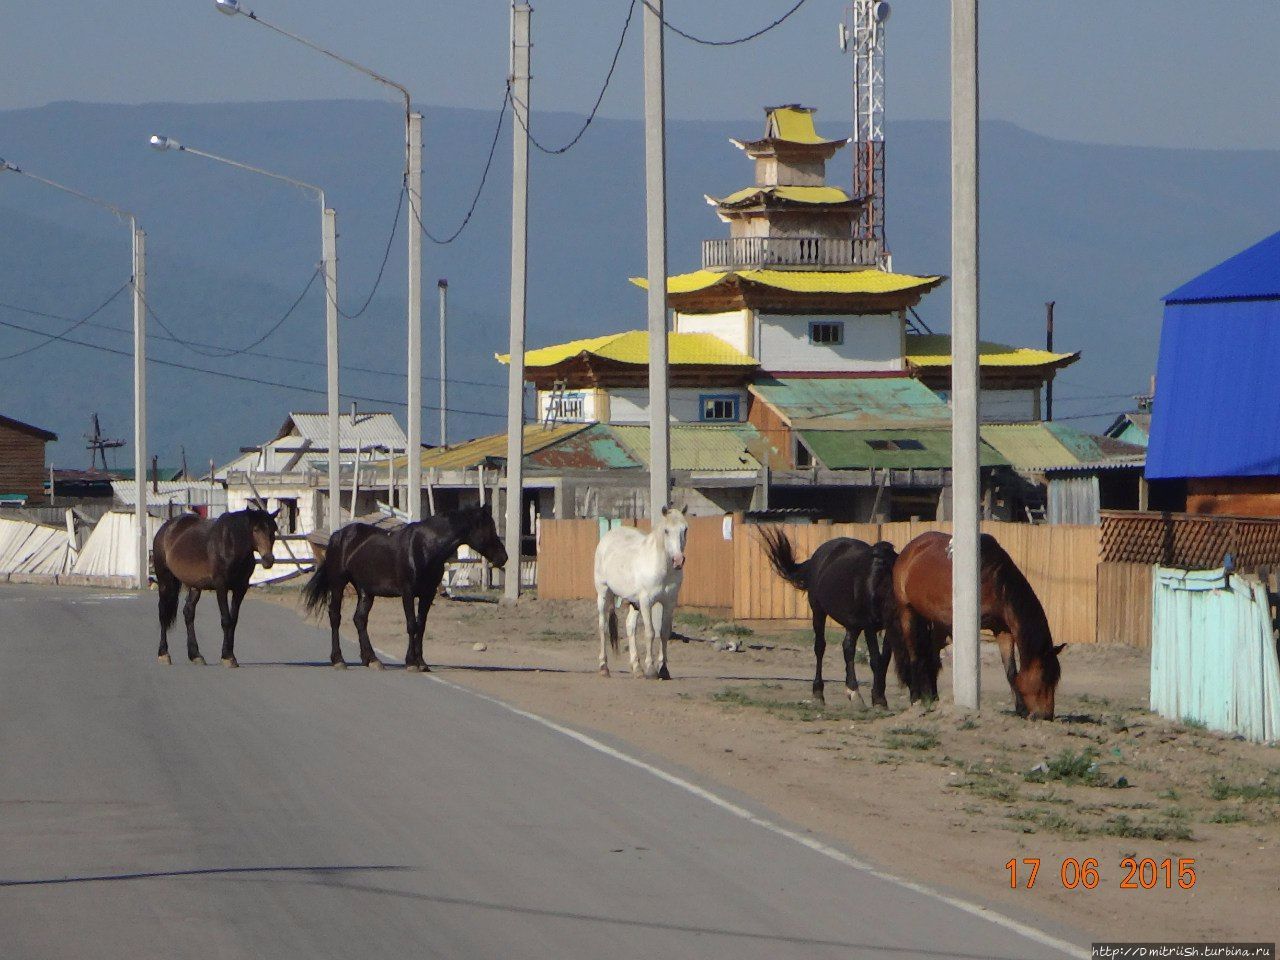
left=0, top=296, right=510, bottom=388
left=0, top=314, right=507, bottom=420
left=409, top=87, right=510, bottom=245
left=0, top=283, right=130, bottom=361
left=512, top=0, right=636, bottom=156
left=336, top=187, right=405, bottom=319
left=640, top=0, right=809, bottom=46
left=140, top=268, right=321, bottom=359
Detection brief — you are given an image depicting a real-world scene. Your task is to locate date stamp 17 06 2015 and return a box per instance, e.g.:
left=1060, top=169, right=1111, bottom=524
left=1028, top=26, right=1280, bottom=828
left=1006, top=856, right=1197, bottom=890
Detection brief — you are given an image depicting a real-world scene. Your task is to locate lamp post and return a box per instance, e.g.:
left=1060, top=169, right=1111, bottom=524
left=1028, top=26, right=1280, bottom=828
left=213, top=0, right=424, bottom=522
left=148, top=135, right=342, bottom=533
left=1, top=158, right=149, bottom=589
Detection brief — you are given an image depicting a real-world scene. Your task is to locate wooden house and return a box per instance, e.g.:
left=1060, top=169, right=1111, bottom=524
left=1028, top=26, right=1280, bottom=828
left=1147, top=229, right=1280, bottom=516
left=0, top=413, right=58, bottom=507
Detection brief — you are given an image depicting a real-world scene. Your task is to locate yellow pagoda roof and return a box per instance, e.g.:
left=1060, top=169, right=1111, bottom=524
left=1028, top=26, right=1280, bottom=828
left=706, top=185, right=853, bottom=207
left=631, top=268, right=944, bottom=297
left=497, top=330, right=757, bottom=368
left=731, top=105, right=850, bottom=150
left=905, top=334, right=1080, bottom=369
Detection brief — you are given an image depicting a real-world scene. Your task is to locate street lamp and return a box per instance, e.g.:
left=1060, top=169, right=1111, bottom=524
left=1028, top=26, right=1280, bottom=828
left=149, top=134, right=343, bottom=534
left=213, top=0, right=425, bottom=522
left=1, top=158, right=149, bottom=589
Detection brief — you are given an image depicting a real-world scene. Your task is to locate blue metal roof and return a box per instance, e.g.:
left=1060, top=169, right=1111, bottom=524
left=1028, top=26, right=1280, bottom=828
left=1145, top=298, right=1280, bottom=479
left=1164, top=229, right=1280, bottom=303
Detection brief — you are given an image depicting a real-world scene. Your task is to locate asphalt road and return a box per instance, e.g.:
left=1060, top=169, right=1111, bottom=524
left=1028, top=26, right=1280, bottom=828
left=0, top=585, right=1086, bottom=959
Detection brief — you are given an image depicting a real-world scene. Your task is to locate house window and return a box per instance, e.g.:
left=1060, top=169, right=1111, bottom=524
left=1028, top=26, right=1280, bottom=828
left=866, top=438, right=925, bottom=452
left=700, top=395, right=740, bottom=422
left=808, top=321, right=845, bottom=345
left=794, top=438, right=813, bottom=468
left=548, top=393, right=586, bottom=421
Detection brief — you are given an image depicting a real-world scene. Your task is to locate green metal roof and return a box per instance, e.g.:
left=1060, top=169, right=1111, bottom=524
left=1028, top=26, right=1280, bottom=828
left=980, top=422, right=1125, bottom=471
left=607, top=424, right=763, bottom=472
left=750, top=376, right=951, bottom=429
left=797, top=429, right=1008, bottom=470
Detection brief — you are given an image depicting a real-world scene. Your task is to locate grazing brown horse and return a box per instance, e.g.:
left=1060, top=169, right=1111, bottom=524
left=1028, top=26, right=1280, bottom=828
left=153, top=508, right=279, bottom=667
left=759, top=528, right=898, bottom=707
left=301, top=505, right=508, bottom=670
left=890, top=531, right=1064, bottom=719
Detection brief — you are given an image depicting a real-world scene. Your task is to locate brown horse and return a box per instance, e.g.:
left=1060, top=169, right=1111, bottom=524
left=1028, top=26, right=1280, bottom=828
left=153, top=508, right=279, bottom=667
left=890, top=531, right=1064, bottom=719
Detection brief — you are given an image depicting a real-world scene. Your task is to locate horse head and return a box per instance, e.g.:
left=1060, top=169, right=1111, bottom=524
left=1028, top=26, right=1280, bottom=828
left=247, top=508, right=279, bottom=569
left=464, top=503, right=509, bottom=568
left=1014, top=640, right=1065, bottom=720
left=658, top=505, right=689, bottom=570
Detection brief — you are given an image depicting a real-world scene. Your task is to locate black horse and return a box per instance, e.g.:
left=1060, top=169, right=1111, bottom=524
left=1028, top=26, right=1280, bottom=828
left=759, top=528, right=898, bottom=707
left=301, top=504, right=508, bottom=670
left=153, top=507, right=279, bottom=667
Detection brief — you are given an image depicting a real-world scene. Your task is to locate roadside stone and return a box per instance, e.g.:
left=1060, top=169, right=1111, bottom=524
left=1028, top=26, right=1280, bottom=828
left=472, top=642, right=487, bottom=652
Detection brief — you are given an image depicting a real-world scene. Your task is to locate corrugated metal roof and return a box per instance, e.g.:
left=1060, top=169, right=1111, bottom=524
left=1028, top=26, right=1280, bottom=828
left=707, top=186, right=852, bottom=207
left=499, top=331, right=756, bottom=369
left=528, top=424, right=640, bottom=470
left=982, top=423, right=1145, bottom=471
left=404, top=423, right=588, bottom=471
left=607, top=424, right=762, bottom=472
left=797, top=429, right=1007, bottom=470
left=906, top=335, right=1078, bottom=369
left=750, top=377, right=951, bottom=429
left=1165, top=228, right=1280, bottom=303
left=632, top=269, right=943, bottom=296
left=279, top=412, right=407, bottom=449
left=1147, top=298, right=1280, bottom=479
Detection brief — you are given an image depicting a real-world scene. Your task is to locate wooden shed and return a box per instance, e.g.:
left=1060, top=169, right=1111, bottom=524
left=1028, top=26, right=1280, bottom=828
left=0, top=414, right=58, bottom=506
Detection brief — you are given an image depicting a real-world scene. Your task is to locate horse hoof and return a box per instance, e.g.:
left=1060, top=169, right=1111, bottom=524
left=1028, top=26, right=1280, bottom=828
left=222, top=657, right=239, bottom=669
left=331, top=660, right=348, bottom=670
left=658, top=665, right=671, bottom=681
left=367, top=660, right=384, bottom=671
left=191, top=656, right=206, bottom=666
left=599, top=665, right=611, bottom=678
left=629, top=665, right=643, bottom=678
left=404, top=663, right=423, bottom=673
left=157, top=654, right=172, bottom=665
left=846, top=687, right=868, bottom=708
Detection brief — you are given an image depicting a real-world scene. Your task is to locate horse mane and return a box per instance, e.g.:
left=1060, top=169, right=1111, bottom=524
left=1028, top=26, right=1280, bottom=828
left=980, top=535, right=1060, bottom=684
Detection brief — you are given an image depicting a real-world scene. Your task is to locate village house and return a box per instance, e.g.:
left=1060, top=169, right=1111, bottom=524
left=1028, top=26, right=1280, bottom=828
left=1147, top=228, right=1280, bottom=516
left=0, top=413, right=58, bottom=507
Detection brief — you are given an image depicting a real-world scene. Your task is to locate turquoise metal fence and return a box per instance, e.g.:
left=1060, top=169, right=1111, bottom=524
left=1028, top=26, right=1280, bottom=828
left=1150, top=567, right=1280, bottom=742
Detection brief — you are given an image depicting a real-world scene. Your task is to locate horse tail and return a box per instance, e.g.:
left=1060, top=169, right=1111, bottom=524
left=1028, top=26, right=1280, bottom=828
left=301, top=544, right=337, bottom=618
left=607, top=605, right=619, bottom=653
left=156, top=569, right=180, bottom=633
left=759, top=527, right=811, bottom=592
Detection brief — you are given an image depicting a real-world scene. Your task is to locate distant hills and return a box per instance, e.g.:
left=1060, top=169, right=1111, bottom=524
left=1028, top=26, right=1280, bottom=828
left=3, top=98, right=1279, bottom=467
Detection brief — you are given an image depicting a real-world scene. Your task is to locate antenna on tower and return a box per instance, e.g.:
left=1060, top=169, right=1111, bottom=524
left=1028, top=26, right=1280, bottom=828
left=84, top=413, right=125, bottom=472
left=843, top=0, right=891, bottom=270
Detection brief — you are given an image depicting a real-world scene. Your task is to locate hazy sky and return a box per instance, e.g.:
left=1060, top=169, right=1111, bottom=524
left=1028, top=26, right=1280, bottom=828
left=5, top=0, right=1280, bottom=149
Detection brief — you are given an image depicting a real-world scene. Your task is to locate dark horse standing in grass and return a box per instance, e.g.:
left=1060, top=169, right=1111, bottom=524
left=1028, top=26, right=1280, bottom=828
left=759, top=528, right=899, bottom=707
left=890, top=531, right=1064, bottom=719
left=153, top=508, right=279, bottom=667
left=301, top=504, right=508, bottom=670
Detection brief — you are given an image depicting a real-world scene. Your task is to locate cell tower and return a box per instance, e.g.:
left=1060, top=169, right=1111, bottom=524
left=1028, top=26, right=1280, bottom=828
left=841, top=0, right=891, bottom=268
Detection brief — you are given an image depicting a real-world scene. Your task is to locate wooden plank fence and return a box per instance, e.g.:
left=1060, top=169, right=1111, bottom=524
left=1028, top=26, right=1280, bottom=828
left=537, top=516, right=1106, bottom=647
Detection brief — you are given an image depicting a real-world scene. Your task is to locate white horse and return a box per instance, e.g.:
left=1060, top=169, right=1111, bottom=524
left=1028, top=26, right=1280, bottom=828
left=594, top=505, right=688, bottom=679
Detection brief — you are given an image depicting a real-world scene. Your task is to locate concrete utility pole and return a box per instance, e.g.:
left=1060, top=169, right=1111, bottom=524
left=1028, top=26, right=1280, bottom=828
left=643, top=0, right=671, bottom=516
left=504, top=2, right=531, bottom=601
left=322, top=207, right=341, bottom=530
left=132, top=227, right=148, bottom=589
left=950, top=0, right=981, bottom=711
left=407, top=112, right=424, bottom=521
left=1044, top=300, right=1055, bottom=422
left=438, top=279, right=448, bottom=447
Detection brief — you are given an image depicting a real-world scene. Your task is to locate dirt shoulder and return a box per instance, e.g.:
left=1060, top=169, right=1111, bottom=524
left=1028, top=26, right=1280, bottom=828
left=257, top=586, right=1280, bottom=943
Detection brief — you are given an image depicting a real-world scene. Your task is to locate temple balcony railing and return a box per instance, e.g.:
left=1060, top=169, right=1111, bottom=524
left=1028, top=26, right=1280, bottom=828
left=701, top=236, right=883, bottom=271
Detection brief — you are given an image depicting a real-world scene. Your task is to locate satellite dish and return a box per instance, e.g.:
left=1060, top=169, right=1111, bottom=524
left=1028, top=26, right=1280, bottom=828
left=873, top=1, right=891, bottom=23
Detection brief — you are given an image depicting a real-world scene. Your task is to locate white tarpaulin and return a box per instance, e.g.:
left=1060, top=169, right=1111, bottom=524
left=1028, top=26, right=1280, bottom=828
left=72, top=512, right=163, bottom=580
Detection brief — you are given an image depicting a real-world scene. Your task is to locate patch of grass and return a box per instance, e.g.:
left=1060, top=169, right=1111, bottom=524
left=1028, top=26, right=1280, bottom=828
left=711, top=622, right=754, bottom=638
left=1158, top=788, right=1180, bottom=801
left=956, top=717, right=979, bottom=731
left=675, top=611, right=716, bottom=630
left=712, top=686, right=826, bottom=723
left=1207, top=809, right=1248, bottom=825
left=1180, top=715, right=1208, bottom=731
left=1005, top=808, right=1084, bottom=836
left=951, top=767, right=1020, bottom=803
left=1024, top=748, right=1103, bottom=785
left=1099, top=814, right=1193, bottom=842
left=1210, top=776, right=1280, bottom=803
left=883, top=726, right=941, bottom=751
